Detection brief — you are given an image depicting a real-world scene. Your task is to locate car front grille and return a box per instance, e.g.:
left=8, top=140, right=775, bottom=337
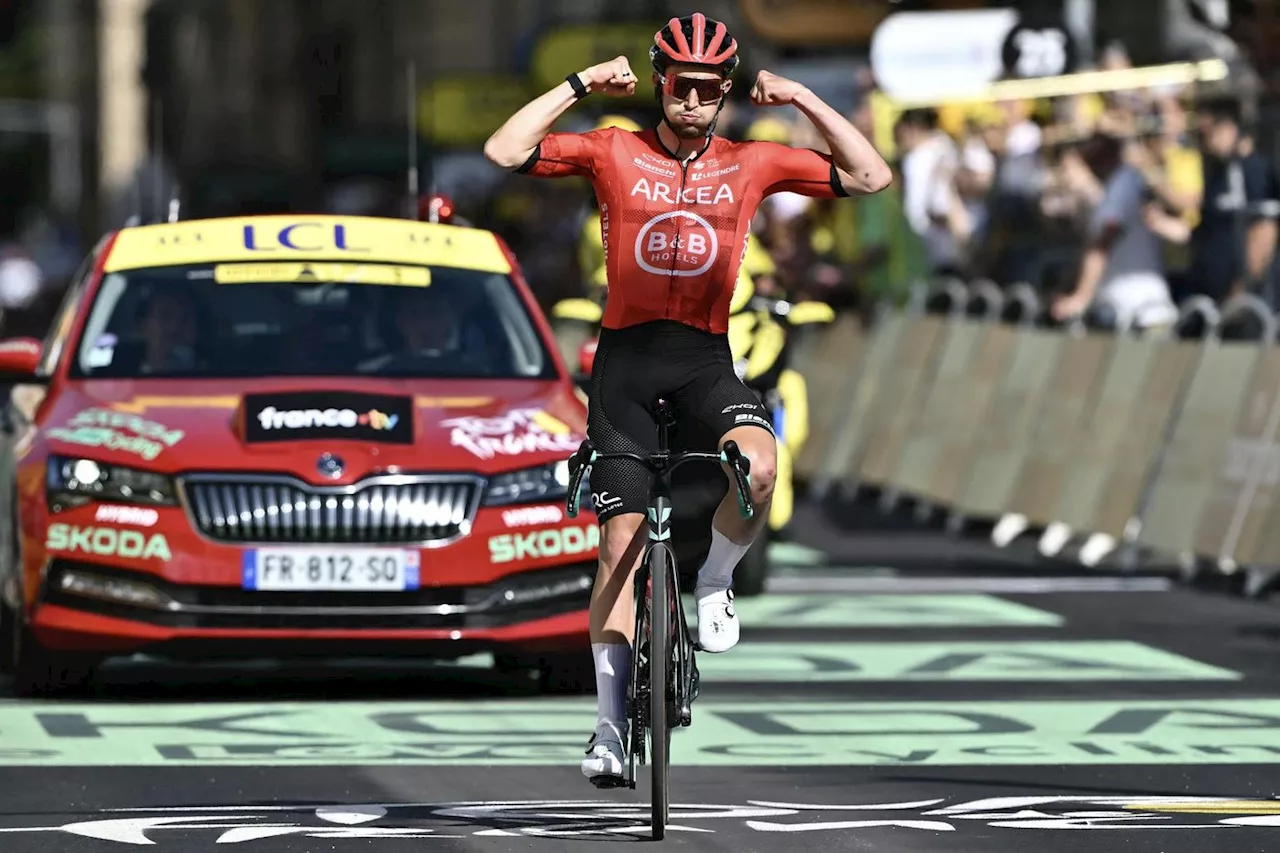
left=179, top=474, right=484, bottom=545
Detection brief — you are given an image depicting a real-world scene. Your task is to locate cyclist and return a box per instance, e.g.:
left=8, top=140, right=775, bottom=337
left=485, top=11, right=890, bottom=786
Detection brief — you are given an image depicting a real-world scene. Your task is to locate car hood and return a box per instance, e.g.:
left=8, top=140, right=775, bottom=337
left=38, top=377, right=587, bottom=483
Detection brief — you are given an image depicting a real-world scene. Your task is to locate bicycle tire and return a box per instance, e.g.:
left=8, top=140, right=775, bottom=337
left=647, top=542, right=671, bottom=839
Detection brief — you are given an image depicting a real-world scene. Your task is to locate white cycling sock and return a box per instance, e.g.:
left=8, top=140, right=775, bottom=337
left=696, top=527, right=751, bottom=596
left=592, top=642, right=631, bottom=729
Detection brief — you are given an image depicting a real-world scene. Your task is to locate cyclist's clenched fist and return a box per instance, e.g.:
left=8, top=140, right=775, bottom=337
left=579, top=56, right=637, bottom=97
left=749, top=70, right=808, bottom=106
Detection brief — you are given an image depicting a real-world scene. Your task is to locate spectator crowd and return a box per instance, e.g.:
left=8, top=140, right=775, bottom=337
left=473, top=44, right=1280, bottom=335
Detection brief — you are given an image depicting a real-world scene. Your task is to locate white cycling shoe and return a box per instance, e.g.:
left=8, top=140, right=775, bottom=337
left=695, top=588, right=739, bottom=653
left=581, top=722, right=627, bottom=788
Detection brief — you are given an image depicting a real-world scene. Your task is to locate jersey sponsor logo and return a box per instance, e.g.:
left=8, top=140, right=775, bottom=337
left=592, top=491, right=623, bottom=511
left=690, top=164, right=741, bottom=182
left=599, top=202, right=611, bottom=265
left=629, top=178, right=735, bottom=206
left=635, top=211, right=719, bottom=277
left=722, top=402, right=757, bottom=414
left=488, top=524, right=599, bottom=563
left=735, top=412, right=774, bottom=431
left=632, top=157, right=678, bottom=178
left=501, top=505, right=564, bottom=527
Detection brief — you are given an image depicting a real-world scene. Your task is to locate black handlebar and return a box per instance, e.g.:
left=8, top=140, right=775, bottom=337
left=565, top=438, right=753, bottom=521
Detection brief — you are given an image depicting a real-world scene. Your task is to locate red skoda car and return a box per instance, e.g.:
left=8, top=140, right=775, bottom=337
left=0, top=215, right=596, bottom=695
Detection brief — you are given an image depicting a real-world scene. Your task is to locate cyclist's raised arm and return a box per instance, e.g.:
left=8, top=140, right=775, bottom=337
left=483, top=56, right=637, bottom=172
left=749, top=70, right=891, bottom=197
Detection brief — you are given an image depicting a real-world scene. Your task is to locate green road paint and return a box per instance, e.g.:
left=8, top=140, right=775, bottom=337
left=5, top=699, right=1280, bottom=766
left=694, top=641, right=1239, bottom=682
left=767, top=541, right=828, bottom=567
left=686, top=593, right=1064, bottom=628
left=770, top=564, right=898, bottom=580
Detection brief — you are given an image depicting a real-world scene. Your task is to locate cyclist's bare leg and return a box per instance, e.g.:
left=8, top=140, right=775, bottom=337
left=712, top=425, right=778, bottom=544
left=591, top=513, right=648, bottom=644
left=694, top=426, right=777, bottom=652
left=582, top=512, right=646, bottom=783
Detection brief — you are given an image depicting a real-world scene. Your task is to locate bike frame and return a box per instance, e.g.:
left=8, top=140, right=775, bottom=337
left=564, top=398, right=753, bottom=840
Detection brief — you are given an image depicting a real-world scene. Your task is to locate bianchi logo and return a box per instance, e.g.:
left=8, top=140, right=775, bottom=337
left=3, top=796, right=1280, bottom=843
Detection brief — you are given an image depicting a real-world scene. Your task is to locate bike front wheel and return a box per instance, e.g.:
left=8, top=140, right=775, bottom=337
left=647, top=542, right=673, bottom=839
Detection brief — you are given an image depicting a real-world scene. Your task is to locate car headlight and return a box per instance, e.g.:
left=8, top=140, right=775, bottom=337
left=483, top=460, right=579, bottom=507
left=46, top=455, right=179, bottom=512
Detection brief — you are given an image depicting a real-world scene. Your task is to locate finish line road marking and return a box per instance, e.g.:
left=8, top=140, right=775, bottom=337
left=691, top=593, right=1065, bottom=628
left=695, top=640, right=1238, bottom=682
left=4, top=699, right=1280, bottom=766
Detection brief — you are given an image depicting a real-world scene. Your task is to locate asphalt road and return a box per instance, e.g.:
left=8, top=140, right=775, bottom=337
left=3, top=503, right=1280, bottom=850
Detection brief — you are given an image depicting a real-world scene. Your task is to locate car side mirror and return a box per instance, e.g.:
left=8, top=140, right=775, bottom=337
left=0, top=338, right=46, bottom=383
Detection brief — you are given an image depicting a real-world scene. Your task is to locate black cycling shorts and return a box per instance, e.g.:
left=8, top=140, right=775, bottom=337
left=586, top=320, right=774, bottom=523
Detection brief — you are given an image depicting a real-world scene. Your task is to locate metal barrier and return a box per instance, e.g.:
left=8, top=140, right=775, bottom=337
left=892, top=279, right=1014, bottom=521
left=860, top=280, right=966, bottom=511
left=806, top=283, right=927, bottom=500
left=790, top=309, right=869, bottom=483
left=551, top=276, right=1280, bottom=592
left=1102, top=297, right=1222, bottom=570
left=1186, top=296, right=1280, bottom=576
left=1136, top=295, right=1274, bottom=569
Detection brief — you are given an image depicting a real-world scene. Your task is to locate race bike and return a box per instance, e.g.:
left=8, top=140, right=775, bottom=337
left=550, top=278, right=833, bottom=596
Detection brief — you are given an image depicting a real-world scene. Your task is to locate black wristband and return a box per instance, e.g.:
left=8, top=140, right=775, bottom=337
left=566, top=73, right=590, bottom=100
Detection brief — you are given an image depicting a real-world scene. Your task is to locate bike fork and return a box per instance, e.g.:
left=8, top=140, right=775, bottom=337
left=647, top=497, right=697, bottom=728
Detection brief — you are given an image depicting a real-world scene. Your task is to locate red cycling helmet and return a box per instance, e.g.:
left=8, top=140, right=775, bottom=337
left=419, top=193, right=457, bottom=224
left=650, top=12, right=740, bottom=77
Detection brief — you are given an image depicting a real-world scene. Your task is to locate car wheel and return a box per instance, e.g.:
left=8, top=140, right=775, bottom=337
left=536, top=653, right=594, bottom=694
left=9, top=620, right=96, bottom=698
left=492, top=653, right=536, bottom=675
left=733, top=535, right=770, bottom=598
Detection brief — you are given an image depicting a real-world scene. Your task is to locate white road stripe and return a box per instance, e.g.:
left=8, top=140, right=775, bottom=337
left=766, top=575, right=1172, bottom=594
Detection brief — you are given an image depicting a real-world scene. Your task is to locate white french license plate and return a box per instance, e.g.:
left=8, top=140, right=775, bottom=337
left=242, top=548, right=420, bottom=591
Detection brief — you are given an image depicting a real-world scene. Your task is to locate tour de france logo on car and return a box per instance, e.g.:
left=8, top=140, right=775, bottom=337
left=242, top=391, right=414, bottom=445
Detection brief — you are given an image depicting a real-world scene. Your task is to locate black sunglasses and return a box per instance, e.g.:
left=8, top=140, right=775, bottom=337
left=661, top=75, right=726, bottom=104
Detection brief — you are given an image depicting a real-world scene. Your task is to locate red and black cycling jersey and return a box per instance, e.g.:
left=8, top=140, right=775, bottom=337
left=518, top=127, right=849, bottom=335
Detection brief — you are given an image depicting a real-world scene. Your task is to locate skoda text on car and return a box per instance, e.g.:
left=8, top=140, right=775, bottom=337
left=0, top=214, right=598, bottom=695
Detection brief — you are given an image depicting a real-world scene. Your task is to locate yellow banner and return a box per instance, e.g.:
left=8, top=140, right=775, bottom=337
left=530, top=23, right=661, bottom=93
left=419, top=76, right=533, bottom=146
left=214, top=262, right=431, bottom=287
left=103, top=216, right=512, bottom=274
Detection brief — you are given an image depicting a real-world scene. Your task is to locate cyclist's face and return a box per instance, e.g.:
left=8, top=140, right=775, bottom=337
left=658, top=65, right=730, bottom=138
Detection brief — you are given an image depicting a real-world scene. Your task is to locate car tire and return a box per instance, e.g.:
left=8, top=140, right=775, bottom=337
left=536, top=653, right=595, bottom=695
left=733, top=535, right=770, bottom=598
left=9, top=620, right=95, bottom=698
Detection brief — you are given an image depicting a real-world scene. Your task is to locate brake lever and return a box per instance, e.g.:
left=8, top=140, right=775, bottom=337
left=720, top=440, right=754, bottom=520
left=565, top=439, right=595, bottom=518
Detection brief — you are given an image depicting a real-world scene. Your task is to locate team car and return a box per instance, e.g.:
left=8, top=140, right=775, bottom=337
left=0, top=214, right=599, bottom=696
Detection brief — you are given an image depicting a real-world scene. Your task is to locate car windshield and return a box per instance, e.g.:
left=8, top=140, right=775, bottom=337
left=69, top=262, right=557, bottom=380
